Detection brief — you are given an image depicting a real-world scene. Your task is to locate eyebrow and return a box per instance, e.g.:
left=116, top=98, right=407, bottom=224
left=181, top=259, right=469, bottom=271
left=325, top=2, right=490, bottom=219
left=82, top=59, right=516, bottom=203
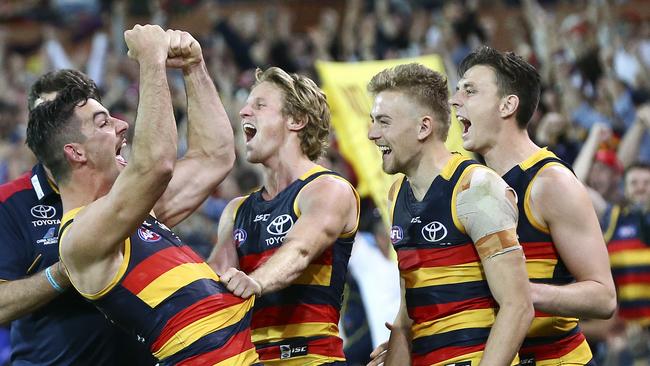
left=456, top=81, right=475, bottom=90
left=93, top=111, right=109, bottom=122
left=370, top=113, right=392, bottom=120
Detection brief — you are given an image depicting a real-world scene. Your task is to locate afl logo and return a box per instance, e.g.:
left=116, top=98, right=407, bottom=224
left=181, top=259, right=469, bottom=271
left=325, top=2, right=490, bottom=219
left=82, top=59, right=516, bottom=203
left=390, top=226, right=403, bottom=244
left=31, top=205, right=56, bottom=219
left=267, top=215, right=294, bottom=235
left=421, top=221, right=448, bottom=242
left=233, top=228, right=247, bottom=246
left=138, top=227, right=161, bottom=242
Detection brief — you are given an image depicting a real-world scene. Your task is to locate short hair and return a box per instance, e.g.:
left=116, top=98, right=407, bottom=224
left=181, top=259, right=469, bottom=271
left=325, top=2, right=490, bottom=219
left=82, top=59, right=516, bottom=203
left=458, top=46, right=541, bottom=129
left=367, top=63, right=451, bottom=140
left=625, top=162, right=650, bottom=180
left=26, top=72, right=98, bottom=183
left=254, top=67, right=330, bottom=161
left=27, top=69, right=100, bottom=111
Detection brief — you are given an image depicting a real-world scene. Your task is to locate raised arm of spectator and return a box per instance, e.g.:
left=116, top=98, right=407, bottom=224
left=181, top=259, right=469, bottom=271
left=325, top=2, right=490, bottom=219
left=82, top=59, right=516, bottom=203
left=153, top=30, right=235, bottom=228
left=618, top=104, right=650, bottom=168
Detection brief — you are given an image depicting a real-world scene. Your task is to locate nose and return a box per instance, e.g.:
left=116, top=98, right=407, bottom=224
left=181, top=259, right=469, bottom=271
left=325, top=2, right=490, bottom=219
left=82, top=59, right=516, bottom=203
left=367, top=121, right=379, bottom=141
left=449, top=91, right=461, bottom=108
left=115, top=117, right=129, bottom=137
left=239, top=103, right=253, bottom=119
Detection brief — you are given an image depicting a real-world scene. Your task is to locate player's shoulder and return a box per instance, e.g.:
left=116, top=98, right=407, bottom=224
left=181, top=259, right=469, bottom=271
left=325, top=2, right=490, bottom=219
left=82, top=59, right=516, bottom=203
left=0, top=173, right=33, bottom=204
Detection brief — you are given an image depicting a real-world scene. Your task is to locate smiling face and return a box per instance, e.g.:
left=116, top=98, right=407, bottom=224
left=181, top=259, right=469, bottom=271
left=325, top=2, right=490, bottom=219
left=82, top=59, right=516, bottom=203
left=368, top=90, right=426, bottom=175
left=449, top=65, right=504, bottom=156
left=72, top=98, right=129, bottom=183
left=625, top=167, right=650, bottom=209
left=239, top=81, right=289, bottom=164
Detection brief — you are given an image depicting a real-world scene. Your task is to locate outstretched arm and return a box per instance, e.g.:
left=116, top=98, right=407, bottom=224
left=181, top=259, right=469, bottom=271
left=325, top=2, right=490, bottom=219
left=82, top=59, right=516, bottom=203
left=529, top=165, right=616, bottom=319
left=154, top=30, right=235, bottom=228
left=221, top=175, right=358, bottom=298
left=61, top=25, right=176, bottom=276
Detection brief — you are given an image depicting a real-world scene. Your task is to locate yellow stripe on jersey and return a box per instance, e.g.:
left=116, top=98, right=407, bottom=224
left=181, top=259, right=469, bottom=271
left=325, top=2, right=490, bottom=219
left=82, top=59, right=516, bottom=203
left=523, top=162, right=566, bottom=235
left=532, top=339, right=592, bottom=366
left=262, top=354, right=346, bottom=366
left=293, top=264, right=332, bottom=286
left=525, top=259, right=559, bottom=280
left=154, top=297, right=254, bottom=359
left=618, top=284, right=650, bottom=300
left=610, top=249, right=650, bottom=268
left=411, top=308, right=496, bottom=340
left=252, top=322, right=340, bottom=344
left=137, top=262, right=220, bottom=307
left=526, top=316, right=579, bottom=337
left=450, top=164, right=480, bottom=234
left=603, top=205, right=621, bottom=243
left=401, top=263, right=485, bottom=289
left=214, top=347, right=259, bottom=366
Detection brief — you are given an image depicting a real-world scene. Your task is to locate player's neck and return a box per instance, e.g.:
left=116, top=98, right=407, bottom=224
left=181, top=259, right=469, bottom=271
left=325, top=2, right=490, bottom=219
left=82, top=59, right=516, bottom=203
left=483, top=128, right=540, bottom=176
left=407, top=143, right=453, bottom=201
left=59, top=171, right=112, bottom=213
left=261, top=154, right=317, bottom=200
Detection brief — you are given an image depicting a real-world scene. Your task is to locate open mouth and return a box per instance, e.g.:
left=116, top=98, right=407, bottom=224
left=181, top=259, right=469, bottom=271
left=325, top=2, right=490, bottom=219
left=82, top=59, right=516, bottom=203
left=116, top=139, right=128, bottom=167
left=243, top=122, right=257, bottom=142
left=378, top=145, right=392, bottom=156
left=458, top=116, right=471, bottom=135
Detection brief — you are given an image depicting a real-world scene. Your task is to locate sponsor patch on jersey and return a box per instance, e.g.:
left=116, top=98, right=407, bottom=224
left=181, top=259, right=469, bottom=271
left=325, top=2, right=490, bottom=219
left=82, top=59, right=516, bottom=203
left=233, top=228, right=248, bottom=246
left=390, top=225, right=403, bottom=244
left=138, top=227, right=161, bottom=242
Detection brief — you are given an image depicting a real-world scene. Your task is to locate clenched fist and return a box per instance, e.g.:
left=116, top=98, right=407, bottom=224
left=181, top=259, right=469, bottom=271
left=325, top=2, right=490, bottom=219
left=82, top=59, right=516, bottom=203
left=165, top=29, right=204, bottom=70
left=124, top=24, right=170, bottom=65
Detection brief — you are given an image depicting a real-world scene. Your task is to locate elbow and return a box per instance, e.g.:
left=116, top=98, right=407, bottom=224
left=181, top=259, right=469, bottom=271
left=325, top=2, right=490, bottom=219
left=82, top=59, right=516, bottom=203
left=599, top=287, right=618, bottom=319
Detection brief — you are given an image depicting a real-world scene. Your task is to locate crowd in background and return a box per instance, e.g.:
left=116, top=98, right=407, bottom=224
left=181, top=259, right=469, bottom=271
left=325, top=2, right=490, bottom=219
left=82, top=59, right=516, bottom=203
left=1, top=0, right=649, bottom=365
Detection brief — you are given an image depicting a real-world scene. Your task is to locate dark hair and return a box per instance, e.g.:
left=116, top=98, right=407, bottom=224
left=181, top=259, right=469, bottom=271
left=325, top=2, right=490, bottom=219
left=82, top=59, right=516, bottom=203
left=27, top=69, right=100, bottom=111
left=26, top=72, right=99, bottom=182
left=368, top=63, right=451, bottom=140
left=625, top=162, right=650, bottom=179
left=459, top=46, right=541, bottom=129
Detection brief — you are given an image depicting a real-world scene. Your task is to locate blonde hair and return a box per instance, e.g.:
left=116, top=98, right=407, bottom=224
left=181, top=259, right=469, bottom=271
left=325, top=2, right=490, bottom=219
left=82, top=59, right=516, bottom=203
left=255, top=67, right=330, bottom=161
left=368, top=63, right=451, bottom=140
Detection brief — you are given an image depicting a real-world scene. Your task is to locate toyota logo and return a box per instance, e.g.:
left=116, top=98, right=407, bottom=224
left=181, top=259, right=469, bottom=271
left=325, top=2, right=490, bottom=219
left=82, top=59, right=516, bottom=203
left=421, top=221, right=448, bottom=242
left=31, top=205, right=57, bottom=219
left=267, top=215, right=294, bottom=235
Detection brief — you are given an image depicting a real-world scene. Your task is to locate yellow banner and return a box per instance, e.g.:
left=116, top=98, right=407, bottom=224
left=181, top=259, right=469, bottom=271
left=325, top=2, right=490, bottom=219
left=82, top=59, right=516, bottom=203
left=316, top=55, right=471, bottom=225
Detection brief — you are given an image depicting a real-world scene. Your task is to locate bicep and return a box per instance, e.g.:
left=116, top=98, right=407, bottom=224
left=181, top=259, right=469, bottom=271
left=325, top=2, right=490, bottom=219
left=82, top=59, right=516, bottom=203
left=481, top=248, right=530, bottom=304
left=208, top=198, right=241, bottom=274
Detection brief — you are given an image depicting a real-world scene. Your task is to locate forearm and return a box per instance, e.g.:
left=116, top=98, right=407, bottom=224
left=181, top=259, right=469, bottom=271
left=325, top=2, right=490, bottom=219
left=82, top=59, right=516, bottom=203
left=572, top=133, right=600, bottom=182
left=531, top=281, right=616, bottom=319
left=131, top=62, right=177, bottom=171
left=0, top=263, right=70, bottom=324
left=249, top=243, right=312, bottom=295
left=617, top=120, right=645, bottom=169
left=480, top=303, right=533, bottom=366
left=183, top=61, right=234, bottom=164
left=385, top=326, right=411, bottom=365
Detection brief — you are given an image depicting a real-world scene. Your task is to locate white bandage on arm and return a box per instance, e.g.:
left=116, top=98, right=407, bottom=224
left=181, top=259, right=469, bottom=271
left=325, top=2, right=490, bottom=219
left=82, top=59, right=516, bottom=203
left=456, top=169, right=521, bottom=259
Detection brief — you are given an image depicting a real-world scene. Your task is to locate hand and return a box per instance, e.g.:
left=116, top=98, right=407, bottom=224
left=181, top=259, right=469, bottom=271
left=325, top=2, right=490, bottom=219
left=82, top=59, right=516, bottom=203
left=637, top=103, right=650, bottom=129
left=165, top=29, right=203, bottom=70
left=367, top=322, right=393, bottom=366
left=589, top=122, right=612, bottom=143
left=220, top=267, right=261, bottom=299
left=124, top=24, right=169, bottom=65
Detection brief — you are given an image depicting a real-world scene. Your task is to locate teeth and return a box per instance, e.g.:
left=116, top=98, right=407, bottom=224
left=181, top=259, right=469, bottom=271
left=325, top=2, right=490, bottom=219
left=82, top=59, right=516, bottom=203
left=378, top=146, right=392, bottom=154
left=242, top=122, right=257, bottom=133
left=457, top=116, right=470, bottom=124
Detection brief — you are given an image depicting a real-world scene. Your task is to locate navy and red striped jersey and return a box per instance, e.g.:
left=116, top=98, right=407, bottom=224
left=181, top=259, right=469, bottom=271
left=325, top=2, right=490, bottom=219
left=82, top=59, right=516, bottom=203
left=234, top=165, right=359, bottom=365
left=503, top=148, right=592, bottom=365
left=60, top=207, right=259, bottom=366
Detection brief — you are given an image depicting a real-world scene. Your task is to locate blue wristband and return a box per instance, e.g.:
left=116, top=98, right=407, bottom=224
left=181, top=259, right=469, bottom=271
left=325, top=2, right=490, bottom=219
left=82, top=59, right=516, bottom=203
left=45, top=266, right=65, bottom=293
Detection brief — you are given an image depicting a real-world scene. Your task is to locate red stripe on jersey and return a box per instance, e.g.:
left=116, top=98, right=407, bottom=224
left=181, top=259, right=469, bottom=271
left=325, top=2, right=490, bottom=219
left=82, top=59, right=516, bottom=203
left=240, top=248, right=278, bottom=273
left=257, top=336, right=344, bottom=361
left=397, top=243, right=477, bottom=271
left=412, top=343, right=485, bottom=366
left=520, top=241, right=558, bottom=259
left=408, top=296, right=496, bottom=324
left=176, top=327, right=257, bottom=366
left=252, top=304, right=339, bottom=329
left=614, top=272, right=650, bottom=286
left=0, top=173, right=32, bottom=202
left=619, top=306, right=650, bottom=320
left=122, top=246, right=204, bottom=294
left=520, top=331, right=586, bottom=361
left=151, top=292, right=245, bottom=353
left=608, top=239, right=646, bottom=253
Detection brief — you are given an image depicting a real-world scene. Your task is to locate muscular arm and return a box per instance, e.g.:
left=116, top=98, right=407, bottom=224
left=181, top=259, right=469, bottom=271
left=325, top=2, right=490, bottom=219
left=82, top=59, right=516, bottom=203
left=154, top=32, right=235, bottom=227
left=530, top=165, right=616, bottom=319
left=384, top=280, right=412, bottom=366
left=457, top=168, right=533, bottom=366
left=250, top=177, right=358, bottom=294
left=0, top=263, right=69, bottom=324
left=61, top=26, right=176, bottom=278
left=207, top=197, right=244, bottom=275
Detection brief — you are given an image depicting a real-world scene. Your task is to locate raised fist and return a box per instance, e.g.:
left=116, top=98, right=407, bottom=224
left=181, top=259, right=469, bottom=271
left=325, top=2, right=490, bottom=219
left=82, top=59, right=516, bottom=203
left=165, top=29, right=203, bottom=70
left=124, top=24, right=170, bottom=65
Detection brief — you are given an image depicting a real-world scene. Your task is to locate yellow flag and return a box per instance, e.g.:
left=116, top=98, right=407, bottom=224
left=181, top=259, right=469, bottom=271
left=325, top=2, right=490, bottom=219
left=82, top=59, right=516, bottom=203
left=316, top=55, right=471, bottom=226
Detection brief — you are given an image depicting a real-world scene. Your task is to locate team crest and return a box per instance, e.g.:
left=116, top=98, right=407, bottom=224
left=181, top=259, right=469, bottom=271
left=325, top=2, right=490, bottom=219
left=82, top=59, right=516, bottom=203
left=138, top=227, right=162, bottom=242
